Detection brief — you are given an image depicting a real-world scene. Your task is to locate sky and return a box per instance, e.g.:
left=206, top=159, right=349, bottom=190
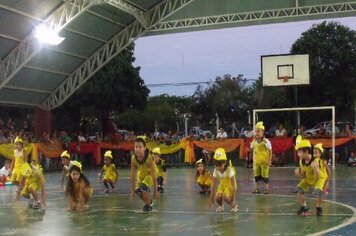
left=133, top=17, right=356, bottom=97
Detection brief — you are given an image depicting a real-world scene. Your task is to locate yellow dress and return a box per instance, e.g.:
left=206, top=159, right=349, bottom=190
left=197, top=171, right=212, bottom=187
left=102, top=163, right=117, bottom=183
left=11, top=149, right=26, bottom=182
left=314, top=157, right=328, bottom=190
left=155, top=159, right=166, bottom=178
left=213, top=166, right=236, bottom=197
left=21, top=165, right=45, bottom=197
left=251, top=138, right=272, bottom=178
left=132, top=153, right=154, bottom=189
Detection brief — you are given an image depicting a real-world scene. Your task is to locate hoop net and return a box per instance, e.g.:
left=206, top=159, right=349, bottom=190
left=279, top=76, right=289, bottom=83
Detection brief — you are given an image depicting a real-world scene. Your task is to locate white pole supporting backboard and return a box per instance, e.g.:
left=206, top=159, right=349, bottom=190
left=253, top=106, right=336, bottom=169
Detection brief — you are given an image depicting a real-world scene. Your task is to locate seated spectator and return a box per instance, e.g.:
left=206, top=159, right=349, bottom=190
left=0, top=129, right=8, bottom=144
left=348, top=151, right=356, bottom=167
left=298, top=125, right=306, bottom=137
left=0, top=160, right=11, bottom=182
left=216, top=127, right=227, bottom=139
left=78, top=131, right=87, bottom=142
left=275, top=123, right=287, bottom=138
left=341, top=122, right=352, bottom=137
left=6, top=118, right=14, bottom=130
left=316, top=124, right=327, bottom=137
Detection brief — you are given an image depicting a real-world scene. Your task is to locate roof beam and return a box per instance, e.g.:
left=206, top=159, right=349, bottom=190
left=103, top=0, right=148, bottom=28
left=42, top=0, right=195, bottom=110
left=4, top=85, right=52, bottom=94
left=0, top=100, right=38, bottom=107
left=151, top=2, right=356, bottom=31
left=0, top=33, right=21, bottom=42
left=0, top=0, right=98, bottom=91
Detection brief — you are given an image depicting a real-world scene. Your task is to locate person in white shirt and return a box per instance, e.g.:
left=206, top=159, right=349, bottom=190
left=0, top=160, right=11, bottom=182
left=216, top=128, right=228, bottom=139
left=275, top=123, right=287, bottom=137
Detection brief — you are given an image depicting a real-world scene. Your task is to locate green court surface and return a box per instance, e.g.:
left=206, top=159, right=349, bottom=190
left=0, top=166, right=355, bottom=236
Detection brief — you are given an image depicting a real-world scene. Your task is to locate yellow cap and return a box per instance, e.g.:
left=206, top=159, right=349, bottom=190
left=295, top=135, right=302, bottom=150
left=214, top=148, right=227, bottom=161
left=61, top=150, right=70, bottom=159
left=152, top=147, right=161, bottom=155
left=297, top=139, right=311, bottom=149
left=255, top=121, right=265, bottom=130
left=196, top=159, right=203, bottom=165
left=314, top=143, right=324, bottom=154
left=21, top=163, right=32, bottom=178
left=14, top=137, right=23, bottom=144
left=71, top=161, right=83, bottom=173
left=104, top=150, right=113, bottom=159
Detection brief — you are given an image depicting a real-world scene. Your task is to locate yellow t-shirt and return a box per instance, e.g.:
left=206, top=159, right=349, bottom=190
left=250, top=138, right=272, bottom=165
left=299, top=157, right=316, bottom=185
left=131, top=153, right=153, bottom=180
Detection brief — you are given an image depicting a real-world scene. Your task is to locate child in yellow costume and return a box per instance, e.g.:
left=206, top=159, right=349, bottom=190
left=250, top=122, right=272, bottom=194
left=60, top=150, right=75, bottom=190
left=195, top=159, right=212, bottom=194
left=209, top=148, right=238, bottom=213
left=130, top=137, right=158, bottom=213
left=65, top=161, right=93, bottom=212
left=99, top=150, right=119, bottom=193
left=313, top=143, right=331, bottom=196
left=152, top=147, right=167, bottom=193
left=18, top=160, right=46, bottom=209
left=295, top=140, right=325, bottom=216
left=11, top=137, right=27, bottom=186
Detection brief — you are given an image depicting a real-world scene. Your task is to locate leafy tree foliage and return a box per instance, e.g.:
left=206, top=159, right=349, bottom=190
left=290, top=21, right=356, bottom=123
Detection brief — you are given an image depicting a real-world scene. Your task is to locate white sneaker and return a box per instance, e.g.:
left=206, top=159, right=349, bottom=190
left=231, top=205, right=239, bottom=213
left=216, top=205, right=224, bottom=213
left=104, top=189, right=109, bottom=193
left=28, top=197, right=34, bottom=208
left=32, top=201, right=41, bottom=209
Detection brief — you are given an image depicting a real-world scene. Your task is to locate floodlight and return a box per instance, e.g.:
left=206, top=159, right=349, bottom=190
left=35, top=25, right=65, bottom=45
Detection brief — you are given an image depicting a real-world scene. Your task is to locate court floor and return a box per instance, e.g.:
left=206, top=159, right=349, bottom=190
left=0, top=166, right=355, bottom=236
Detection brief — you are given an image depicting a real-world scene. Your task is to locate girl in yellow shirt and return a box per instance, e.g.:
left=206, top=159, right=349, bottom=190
left=99, top=150, right=118, bottom=193
left=11, top=137, right=27, bottom=186
left=195, top=159, right=212, bottom=194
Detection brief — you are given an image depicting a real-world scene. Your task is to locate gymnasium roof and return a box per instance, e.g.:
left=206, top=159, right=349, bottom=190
left=0, top=0, right=355, bottom=110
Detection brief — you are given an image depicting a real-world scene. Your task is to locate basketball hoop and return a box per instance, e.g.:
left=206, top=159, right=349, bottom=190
left=279, top=76, right=289, bottom=83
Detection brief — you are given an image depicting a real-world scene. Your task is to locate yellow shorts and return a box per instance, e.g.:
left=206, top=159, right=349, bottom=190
left=11, top=168, right=22, bottom=182
left=297, top=178, right=326, bottom=192
left=103, top=174, right=117, bottom=183
left=197, top=176, right=212, bottom=188
left=253, top=163, right=269, bottom=178
left=21, top=182, right=40, bottom=197
left=136, top=175, right=153, bottom=189
left=216, top=183, right=232, bottom=198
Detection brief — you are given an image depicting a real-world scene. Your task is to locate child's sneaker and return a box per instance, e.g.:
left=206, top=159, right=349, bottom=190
left=110, top=188, right=115, bottom=193
left=104, top=189, right=109, bottom=193
left=230, top=205, right=239, bottom=213
left=142, top=204, right=152, bottom=213
left=216, top=205, right=224, bottom=213
left=28, top=197, right=34, bottom=208
left=158, top=186, right=164, bottom=193
left=297, top=206, right=309, bottom=215
left=316, top=207, right=323, bottom=216
left=32, top=201, right=41, bottom=209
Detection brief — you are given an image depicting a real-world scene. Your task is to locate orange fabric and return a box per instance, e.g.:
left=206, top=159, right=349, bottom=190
left=309, top=136, right=355, bottom=148
left=35, top=142, right=63, bottom=158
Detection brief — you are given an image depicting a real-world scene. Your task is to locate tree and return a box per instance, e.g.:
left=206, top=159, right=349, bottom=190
left=191, top=74, right=252, bottom=128
left=52, top=44, right=149, bottom=134
left=290, top=21, right=356, bottom=123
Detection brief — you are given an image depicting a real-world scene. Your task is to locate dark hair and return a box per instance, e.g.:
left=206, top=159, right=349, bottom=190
left=66, top=165, right=91, bottom=202
left=213, top=159, right=226, bottom=167
left=298, top=147, right=312, bottom=154
left=195, top=162, right=206, bottom=179
left=135, top=138, right=146, bottom=147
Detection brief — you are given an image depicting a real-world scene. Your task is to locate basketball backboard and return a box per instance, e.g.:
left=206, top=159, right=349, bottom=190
left=261, top=54, right=310, bottom=86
